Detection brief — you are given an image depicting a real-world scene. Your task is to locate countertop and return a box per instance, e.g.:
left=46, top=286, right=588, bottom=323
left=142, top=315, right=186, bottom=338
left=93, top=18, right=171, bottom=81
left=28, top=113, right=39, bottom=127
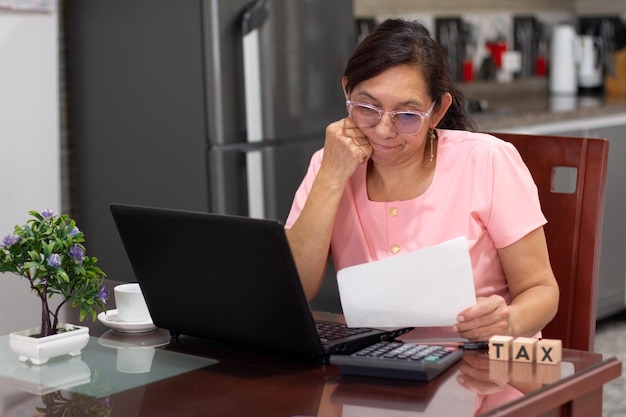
left=461, top=78, right=626, bottom=132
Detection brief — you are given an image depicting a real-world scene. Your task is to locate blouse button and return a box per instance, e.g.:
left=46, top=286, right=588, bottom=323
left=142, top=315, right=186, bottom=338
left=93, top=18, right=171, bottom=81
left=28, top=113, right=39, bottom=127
left=389, top=207, right=398, bottom=217
left=390, top=244, right=400, bottom=255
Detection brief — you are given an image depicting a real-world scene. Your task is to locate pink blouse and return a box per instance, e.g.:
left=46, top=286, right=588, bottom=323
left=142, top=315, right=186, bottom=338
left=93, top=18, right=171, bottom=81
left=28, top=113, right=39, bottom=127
left=285, top=129, right=547, bottom=302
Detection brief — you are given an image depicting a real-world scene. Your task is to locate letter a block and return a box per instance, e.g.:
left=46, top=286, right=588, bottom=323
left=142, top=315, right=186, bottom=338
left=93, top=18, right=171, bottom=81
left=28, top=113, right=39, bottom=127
left=537, top=339, right=562, bottom=365
left=489, top=335, right=514, bottom=361
left=513, top=337, right=537, bottom=363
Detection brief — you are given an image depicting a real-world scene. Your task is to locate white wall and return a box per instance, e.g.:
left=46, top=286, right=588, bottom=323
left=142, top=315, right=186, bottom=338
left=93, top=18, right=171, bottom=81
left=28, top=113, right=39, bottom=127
left=0, top=9, right=61, bottom=333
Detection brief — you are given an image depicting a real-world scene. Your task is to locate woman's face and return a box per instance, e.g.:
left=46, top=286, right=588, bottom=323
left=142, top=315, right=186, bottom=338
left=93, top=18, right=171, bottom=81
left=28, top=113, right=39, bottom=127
left=344, top=64, right=448, bottom=166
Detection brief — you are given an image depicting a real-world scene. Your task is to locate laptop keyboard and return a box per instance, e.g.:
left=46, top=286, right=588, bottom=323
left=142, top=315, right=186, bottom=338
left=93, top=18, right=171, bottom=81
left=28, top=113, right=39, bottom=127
left=316, top=321, right=372, bottom=342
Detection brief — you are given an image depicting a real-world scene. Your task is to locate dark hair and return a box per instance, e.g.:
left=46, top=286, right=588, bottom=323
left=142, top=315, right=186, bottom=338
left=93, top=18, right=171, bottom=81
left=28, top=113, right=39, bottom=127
left=344, top=19, right=475, bottom=131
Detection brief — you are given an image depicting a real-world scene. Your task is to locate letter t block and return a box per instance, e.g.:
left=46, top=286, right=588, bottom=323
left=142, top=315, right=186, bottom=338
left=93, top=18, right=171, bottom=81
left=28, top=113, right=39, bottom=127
left=489, top=335, right=514, bottom=361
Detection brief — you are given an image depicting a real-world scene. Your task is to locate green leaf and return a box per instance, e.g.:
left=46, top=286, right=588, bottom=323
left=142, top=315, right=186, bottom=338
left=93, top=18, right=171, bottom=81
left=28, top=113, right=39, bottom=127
left=23, top=261, right=40, bottom=270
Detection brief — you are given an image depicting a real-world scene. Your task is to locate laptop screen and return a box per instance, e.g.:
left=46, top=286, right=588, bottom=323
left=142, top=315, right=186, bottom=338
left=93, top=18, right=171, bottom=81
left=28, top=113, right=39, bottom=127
left=110, top=203, right=327, bottom=357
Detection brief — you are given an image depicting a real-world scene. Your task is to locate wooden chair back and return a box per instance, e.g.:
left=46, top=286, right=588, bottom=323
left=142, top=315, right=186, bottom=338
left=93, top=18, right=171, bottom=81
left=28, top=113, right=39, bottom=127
left=493, top=133, right=609, bottom=351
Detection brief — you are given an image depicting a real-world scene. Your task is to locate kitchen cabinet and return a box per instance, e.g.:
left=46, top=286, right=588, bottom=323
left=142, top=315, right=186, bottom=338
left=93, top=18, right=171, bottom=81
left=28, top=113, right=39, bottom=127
left=501, top=114, right=626, bottom=320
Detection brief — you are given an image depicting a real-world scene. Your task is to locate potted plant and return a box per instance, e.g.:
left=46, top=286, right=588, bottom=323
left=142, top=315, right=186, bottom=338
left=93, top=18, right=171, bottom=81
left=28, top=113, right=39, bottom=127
left=0, top=209, right=108, bottom=364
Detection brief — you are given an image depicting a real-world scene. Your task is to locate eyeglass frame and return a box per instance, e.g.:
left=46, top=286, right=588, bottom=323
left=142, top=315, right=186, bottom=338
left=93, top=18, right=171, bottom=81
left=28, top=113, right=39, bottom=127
left=345, top=100, right=436, bottom=135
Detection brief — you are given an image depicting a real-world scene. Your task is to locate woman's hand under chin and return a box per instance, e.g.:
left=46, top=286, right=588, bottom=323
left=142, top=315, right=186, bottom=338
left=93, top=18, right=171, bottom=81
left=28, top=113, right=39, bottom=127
left=320, top=117, right=372, bottom=184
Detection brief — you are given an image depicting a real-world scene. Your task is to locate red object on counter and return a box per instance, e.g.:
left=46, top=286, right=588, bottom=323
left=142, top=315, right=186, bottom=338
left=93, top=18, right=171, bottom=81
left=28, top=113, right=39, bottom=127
left=463, top=60, right=474, bottom=82
left=486, top=42, right=507, bottom=68
left=535, top=56, right=547, bottom=76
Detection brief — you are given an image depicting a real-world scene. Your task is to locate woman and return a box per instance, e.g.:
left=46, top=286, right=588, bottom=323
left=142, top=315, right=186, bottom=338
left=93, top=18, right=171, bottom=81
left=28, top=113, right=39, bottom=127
left=284, top=19, right=558, bottom=342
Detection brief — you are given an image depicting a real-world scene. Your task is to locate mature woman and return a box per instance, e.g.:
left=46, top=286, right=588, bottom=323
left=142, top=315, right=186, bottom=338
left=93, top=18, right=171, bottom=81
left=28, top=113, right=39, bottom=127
left=285, top=19, right=558, bottom=341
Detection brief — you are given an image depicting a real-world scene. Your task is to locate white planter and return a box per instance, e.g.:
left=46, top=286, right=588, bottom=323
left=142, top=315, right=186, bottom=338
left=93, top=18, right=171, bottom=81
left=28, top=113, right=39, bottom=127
left=9, top=324, right=90, bottom=365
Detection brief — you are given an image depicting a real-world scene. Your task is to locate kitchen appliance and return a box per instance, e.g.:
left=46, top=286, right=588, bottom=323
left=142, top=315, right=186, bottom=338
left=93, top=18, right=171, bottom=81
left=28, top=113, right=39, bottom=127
left=64, top=0, right=356, bottom=288
left=436, top=17, right=467, bottom=82
left=605, top=46, right=626, bottom=96
left=579, top=16, right=626, bottom=94
left=486, top=41, right=507, bottom=69
left=578, top=35, right=604, bottom=91
left=549, top=23, right=579, bottom=95
left=513, top=16, right=539, bottom=78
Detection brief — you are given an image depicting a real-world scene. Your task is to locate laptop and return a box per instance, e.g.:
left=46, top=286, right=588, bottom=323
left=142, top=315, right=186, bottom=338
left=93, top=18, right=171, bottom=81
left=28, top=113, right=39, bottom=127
left=110, top=203, right=412, bottom=361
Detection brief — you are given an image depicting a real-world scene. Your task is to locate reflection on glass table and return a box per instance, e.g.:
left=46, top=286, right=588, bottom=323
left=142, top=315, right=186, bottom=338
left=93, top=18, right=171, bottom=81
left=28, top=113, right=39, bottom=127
left=327, top=351, right=577, bottom=417
left=10, top=356, right=91, bottom=395
left=98, top=329, right=170, bottom=373
left=2, top=389, right=112, bottom=417
left=0, top=331, right=218, bottom=411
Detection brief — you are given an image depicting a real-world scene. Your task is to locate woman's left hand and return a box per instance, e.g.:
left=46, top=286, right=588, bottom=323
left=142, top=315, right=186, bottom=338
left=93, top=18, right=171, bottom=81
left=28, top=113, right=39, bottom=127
left=455, top=295, right=510, bottom=341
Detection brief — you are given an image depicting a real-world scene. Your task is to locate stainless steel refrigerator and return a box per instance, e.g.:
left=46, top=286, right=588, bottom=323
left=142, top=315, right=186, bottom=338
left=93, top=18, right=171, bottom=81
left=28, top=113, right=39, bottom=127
left=64, top=0, right=355, bottom=308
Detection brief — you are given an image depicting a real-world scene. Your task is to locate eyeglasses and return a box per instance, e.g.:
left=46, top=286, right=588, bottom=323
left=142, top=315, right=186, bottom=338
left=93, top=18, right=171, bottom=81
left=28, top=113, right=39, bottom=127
left=346, top=100, right=436, bottom=135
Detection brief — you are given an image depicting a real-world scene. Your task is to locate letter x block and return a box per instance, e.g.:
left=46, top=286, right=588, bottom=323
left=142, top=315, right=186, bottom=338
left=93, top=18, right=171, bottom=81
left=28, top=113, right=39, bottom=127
left=537, top=339, right=562, bottom=365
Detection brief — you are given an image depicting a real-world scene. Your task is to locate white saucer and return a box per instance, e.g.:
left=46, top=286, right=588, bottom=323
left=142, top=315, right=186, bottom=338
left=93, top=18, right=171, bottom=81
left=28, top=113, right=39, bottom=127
left=97, top=309, right=157, bottom=333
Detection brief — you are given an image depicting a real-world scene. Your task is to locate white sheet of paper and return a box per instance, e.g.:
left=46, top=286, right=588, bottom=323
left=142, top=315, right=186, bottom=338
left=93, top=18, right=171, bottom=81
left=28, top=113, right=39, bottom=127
left=336, top=236, right=476, bottom=328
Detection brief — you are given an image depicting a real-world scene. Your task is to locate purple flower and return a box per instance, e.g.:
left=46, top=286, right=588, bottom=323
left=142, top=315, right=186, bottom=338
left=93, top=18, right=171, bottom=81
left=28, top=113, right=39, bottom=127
left=1, top=234, right=19, bottom=248
left=68, top=226, right=80, bottom=237
left=97, top=286, right=109, bottom=303
left=69, top=245, right=84, bottom=263
left=41, top=209, right=54, bottom=218
left=101, top=396, right=112, bottom=410
left=47, top=253, right=62, bottom=268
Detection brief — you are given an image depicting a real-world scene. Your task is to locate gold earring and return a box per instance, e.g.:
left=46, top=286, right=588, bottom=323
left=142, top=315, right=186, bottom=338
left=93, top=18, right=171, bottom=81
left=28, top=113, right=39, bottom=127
left=429, top=128, right=437, bottom=162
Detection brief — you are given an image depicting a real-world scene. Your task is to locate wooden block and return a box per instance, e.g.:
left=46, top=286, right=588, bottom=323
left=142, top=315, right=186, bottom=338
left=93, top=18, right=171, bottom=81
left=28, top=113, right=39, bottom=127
left=489, top=335, right=514, bottom=361
left=537, top=339, right=562, bottom=365
left=513, top=337, right=537, bottom=363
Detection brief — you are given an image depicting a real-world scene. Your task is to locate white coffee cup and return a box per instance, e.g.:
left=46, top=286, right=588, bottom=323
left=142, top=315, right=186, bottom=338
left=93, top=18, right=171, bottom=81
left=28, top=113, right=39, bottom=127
left=114, top=283, right=151, bottom=322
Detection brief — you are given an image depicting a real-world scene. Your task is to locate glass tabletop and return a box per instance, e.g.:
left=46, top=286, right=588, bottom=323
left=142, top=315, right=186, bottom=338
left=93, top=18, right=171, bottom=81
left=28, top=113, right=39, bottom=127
left=0, top=330, right=216, bottom=403
left=0, top=330, right=619, bottom=417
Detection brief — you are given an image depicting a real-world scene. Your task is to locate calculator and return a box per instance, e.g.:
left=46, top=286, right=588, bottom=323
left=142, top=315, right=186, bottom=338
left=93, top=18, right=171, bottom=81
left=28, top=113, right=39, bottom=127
left=329, top=341, right=463, bottom=381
